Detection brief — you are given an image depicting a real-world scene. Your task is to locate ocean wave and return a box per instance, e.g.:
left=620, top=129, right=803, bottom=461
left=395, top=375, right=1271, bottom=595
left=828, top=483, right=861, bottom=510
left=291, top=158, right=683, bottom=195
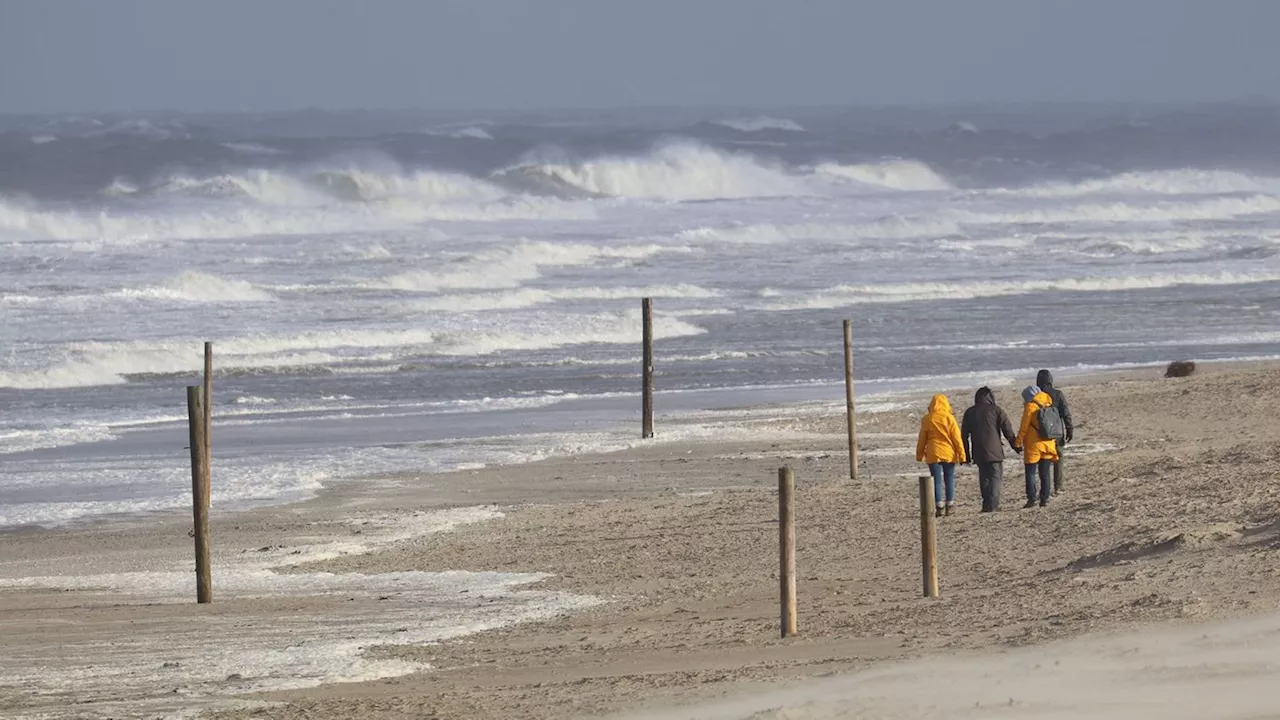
left=713, top=116, right=807, bottom=133
left=222, top=142, right=285, bottom=155
left=814, top=159, right=952, bottom=191
left=423, top=125, right=493, bottom=140
left=410, top=283, right=721, bottom=312
left=379, top=241, right=666, bottom=293
left=675, top=217, right=962, bottom=245
left=112, top=270, right=274, bottom=303
left=495, top=141, right=806, bottom=201
left=758, top=270, right=1280, bottom=309
left=959, top=194, right=1280, bottom=225
left=0, top=311, right=705, bottom=389
left=1013, top=169, right=1280, bottom=197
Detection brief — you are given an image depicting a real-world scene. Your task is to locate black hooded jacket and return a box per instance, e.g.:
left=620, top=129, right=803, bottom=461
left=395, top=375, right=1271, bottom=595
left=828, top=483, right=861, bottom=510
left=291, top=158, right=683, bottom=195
left=1036, top=370, right=1074, bottom=441
left=961, top=388, right=1018, bottom=464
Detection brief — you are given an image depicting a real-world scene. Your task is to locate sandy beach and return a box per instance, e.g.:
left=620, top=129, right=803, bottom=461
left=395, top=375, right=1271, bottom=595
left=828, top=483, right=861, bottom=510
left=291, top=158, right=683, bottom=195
left=3, top=362, right=1280, bottom=719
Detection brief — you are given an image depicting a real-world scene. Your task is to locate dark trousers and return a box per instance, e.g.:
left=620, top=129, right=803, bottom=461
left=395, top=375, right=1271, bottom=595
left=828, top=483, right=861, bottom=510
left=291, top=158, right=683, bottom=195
left=1052, top=444, right=1065, bottom=492
left=977, top=462, right=1004, bottom=511
left=1025, top=460, right=1053, bottom=505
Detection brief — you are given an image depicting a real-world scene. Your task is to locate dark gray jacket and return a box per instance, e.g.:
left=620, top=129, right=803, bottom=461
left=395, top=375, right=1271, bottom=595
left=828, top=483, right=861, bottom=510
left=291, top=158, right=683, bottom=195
left=1036, top=370, right=1074, bottom=441
left=961, top=391, right=1018, bottom=464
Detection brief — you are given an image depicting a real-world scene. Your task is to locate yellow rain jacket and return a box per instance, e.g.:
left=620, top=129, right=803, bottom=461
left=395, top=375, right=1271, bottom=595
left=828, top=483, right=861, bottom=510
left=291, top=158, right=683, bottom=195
left=1017, top=391, right=1061, bottom=464
left=916, top=394, right=966, bottom=464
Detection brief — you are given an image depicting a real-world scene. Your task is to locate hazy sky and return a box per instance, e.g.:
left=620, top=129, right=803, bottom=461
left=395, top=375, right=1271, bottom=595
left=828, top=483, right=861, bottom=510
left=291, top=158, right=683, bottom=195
left=2, top=1, right=1278, bottom=113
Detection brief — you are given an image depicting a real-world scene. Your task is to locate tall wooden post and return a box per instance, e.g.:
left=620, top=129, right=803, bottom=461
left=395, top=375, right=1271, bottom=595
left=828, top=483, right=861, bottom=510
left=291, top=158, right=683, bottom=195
left=843, top=320, right=859, bottom=480
left=918, top=475, right=939, bottom=598
left=641, top=297, right=654, bottom=439
left=186, top=386, right=212, bottom=604
left=202, top=342, right=212, bottom=511
left=778, top=467, right=797, bottom=637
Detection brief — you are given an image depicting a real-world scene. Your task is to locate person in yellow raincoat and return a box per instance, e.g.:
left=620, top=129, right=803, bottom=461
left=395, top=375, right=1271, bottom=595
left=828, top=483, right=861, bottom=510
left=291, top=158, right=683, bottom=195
left=1015, top=385, right=1060, bottom=508
left=916, top=394, right=966, bottom=517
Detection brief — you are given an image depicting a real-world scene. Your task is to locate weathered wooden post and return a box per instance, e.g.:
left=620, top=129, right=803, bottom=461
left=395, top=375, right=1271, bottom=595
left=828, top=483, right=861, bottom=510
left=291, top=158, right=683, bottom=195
left=918, top=475, right=939, bottom=598
left=202, top=342, right=212, bottom=511
left=641, top=297, right=654, bottom=439
left=842, top=319, right=859, bottom=480
left=186, top=386, right=212, bottom=604
left=779, top=466, right=797, bottom=637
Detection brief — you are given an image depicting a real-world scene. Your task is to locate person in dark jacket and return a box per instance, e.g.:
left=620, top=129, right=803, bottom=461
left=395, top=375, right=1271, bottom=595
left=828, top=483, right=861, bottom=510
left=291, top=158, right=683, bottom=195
left=1036, top=369, right=1074, bottom=494
left=961, top=386, right=1019, bottom=512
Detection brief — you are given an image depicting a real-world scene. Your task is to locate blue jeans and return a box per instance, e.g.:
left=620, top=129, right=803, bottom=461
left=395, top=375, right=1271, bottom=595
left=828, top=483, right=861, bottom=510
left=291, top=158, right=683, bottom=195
left=929, top=463, right=956, bottom=507
left=1025, top=460, right=1053, bottom=505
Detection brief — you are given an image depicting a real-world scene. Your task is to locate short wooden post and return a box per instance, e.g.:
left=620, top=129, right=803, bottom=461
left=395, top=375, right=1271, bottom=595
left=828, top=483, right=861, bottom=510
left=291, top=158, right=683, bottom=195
left=186, top=386, right=212, bottom=604
left=842, top=320, right=859, bottom=480
left=778, top=467, right=797, bottom=637
left=918, top=475, right=939, bottom=598
left=202, top=342, right=212, bottom=511
left=641, top=297, right=654, bottom=439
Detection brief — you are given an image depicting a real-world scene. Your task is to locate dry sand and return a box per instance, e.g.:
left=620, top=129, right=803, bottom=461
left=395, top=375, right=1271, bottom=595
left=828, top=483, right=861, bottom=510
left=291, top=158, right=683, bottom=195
left=2, top=362, right=1280, bottom=718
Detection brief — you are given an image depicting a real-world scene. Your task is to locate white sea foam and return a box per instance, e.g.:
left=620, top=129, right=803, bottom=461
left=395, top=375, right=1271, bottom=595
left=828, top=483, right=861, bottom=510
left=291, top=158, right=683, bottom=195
left=815, top=159, right=953, bottom=191
left=1015, top=169, right=1280, bottom=197
left=508, top=141, right=806, bottom=200
left=113, top=270, right=273, bottom=303
left=424, top=125, right=494, bottom=139
left=411, top=284, right=721, bottom=312
left=759, top=270, right=1280, bottom=309
left=380, top=241, right=664, bottom=292
left=30, top=134, right=58, bottom=144
left=222, top=141, right=285, bottom=155
left=713, top=116, right=807, bottom=133
left=0, top=506, right=601, bottom=715
left=0, top=311, right=706, bottom=389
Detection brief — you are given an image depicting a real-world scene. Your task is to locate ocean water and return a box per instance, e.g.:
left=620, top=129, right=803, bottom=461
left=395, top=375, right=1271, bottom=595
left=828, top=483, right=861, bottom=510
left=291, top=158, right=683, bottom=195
left=4, top=104, right=1280, bottom=527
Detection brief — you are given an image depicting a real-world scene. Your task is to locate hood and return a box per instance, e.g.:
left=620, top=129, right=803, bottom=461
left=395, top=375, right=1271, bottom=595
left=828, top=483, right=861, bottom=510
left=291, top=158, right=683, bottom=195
left=1022, top=385, right=1041, bottom=404
left=1033, top=390, right=1054, bottom=407
left=927, top=394, right=952, bottom=414
left=1037, top=369, right=1055, bottom=390
left=974, top=386, right=995, bottom=404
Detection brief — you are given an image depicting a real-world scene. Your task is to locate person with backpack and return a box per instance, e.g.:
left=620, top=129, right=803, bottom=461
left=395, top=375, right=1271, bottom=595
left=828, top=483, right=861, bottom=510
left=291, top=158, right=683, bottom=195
left=961, top=386, right=1019, bottom=512
left=916, top=394, right=967, bottom=517
left=1014, top=385, right=1063, bottom=508
left=1036, top=369, right=1074, bottom=495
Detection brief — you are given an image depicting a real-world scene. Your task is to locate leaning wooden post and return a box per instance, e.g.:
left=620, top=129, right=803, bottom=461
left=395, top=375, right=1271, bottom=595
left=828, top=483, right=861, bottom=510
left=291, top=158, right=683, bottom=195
left=918, top=475, right=939, bottom=598
left=641, top=297, right=654, bottom=439
left=778, top=466, right=797, bottom=637
left=186, top=386, right=212, bottom=604
left=202, top=342, right=212, bottom=511
left=842, top=319, right=859, bottom=480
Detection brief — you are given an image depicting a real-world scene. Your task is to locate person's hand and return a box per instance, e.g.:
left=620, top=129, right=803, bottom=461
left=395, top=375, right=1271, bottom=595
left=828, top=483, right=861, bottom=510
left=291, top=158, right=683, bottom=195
left=1011, top=445, right=1022, bottom=454
left=1065, top=429, right=1074, bottom=444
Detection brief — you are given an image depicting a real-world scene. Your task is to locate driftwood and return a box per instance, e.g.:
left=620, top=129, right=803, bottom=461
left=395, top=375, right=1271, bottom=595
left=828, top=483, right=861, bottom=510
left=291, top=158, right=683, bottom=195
left=1165, top=360, right=1197, bottom=378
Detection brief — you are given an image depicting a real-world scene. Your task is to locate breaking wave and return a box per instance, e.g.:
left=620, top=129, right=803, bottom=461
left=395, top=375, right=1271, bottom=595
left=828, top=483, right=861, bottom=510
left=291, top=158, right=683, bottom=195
left=379, top=241, right=667, bottom=293
left=758, top=270, right=1280, bottom=310
left=1015, top=169, right=1280, bottom=197
left=496, top=142, right=806, bottom=201
left=815, top=159, right=952, bottom=191
left=112, top=270, right=273, bottom=303
left=0, top=311, right=706, bottom=389
left=713, top=116, right=807, bottom=133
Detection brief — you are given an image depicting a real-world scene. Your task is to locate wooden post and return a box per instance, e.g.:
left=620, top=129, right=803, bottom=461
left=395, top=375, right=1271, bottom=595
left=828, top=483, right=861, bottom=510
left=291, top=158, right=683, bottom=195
left=202, top=342, right=212, bottom=511
left=186, top=386, right=212, bottom=604
left=641, top=297, right=654, bottom=439
left=918, top=475, right=939, bottom=598
left=778, top=467, right=797, bottom=638
left=842, top=319, right=859, bottom=480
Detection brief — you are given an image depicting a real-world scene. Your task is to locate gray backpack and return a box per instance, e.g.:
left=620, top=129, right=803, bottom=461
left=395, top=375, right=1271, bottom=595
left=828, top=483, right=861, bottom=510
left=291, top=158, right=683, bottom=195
left=1036, top=403, right=1066, bottom=442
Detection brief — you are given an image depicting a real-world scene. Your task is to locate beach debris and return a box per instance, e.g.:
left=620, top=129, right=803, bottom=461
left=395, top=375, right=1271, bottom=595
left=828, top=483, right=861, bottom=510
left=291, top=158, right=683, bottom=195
left=1165, top=360, right=1196, bottom=378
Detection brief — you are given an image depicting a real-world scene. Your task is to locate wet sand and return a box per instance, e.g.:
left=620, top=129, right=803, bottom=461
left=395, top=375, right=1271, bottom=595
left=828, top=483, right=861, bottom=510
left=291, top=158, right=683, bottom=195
left=3, top=362, right=1280, bottom=718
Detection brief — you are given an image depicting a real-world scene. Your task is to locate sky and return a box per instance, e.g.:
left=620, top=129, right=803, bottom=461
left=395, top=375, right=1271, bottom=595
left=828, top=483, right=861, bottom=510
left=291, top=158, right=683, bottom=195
left=1, top=0, right=1278, bottom=114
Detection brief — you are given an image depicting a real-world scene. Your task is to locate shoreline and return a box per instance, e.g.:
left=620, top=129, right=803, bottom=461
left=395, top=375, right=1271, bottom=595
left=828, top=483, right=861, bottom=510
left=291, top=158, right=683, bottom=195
left=3, top=352, right=1258, bottom=537
left=2, top=360, right=1279, bottom=718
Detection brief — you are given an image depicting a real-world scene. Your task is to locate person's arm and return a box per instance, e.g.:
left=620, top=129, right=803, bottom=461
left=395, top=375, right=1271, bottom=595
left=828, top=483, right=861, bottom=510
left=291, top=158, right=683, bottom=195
left=998, top=407, right=1018, bottom=447
left=916, top=419, right=928, bottom=463
left=1016, top=403, right=1033, bottom=451
left=1057, top=390, right=1074, bottom=442
left=949, top=416, right=967, bottom=464
left=960, top=409, right=973, bottom=464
